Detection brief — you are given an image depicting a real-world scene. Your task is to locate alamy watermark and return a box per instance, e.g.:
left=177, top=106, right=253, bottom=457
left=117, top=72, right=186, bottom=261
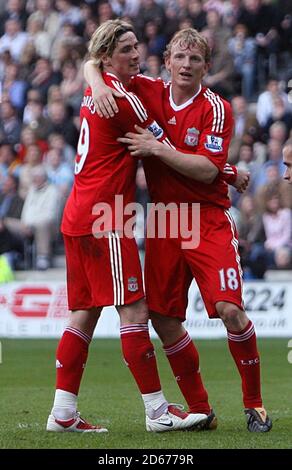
left=91, top=195, right=201, bottom=249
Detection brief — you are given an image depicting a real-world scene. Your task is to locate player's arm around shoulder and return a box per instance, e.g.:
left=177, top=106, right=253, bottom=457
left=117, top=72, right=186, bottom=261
left=83, top=60, right=123, bottom=118
left=156, top=95, right=235, bottom=184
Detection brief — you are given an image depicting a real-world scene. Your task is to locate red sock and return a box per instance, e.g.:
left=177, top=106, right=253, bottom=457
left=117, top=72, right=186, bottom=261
left=56, top=327, right=91, bottom=395
left=120, top=324, right=161, bottom=394
left=227, top=321, right=262, bottom=408
left=164, top=332, right=210, bottom=414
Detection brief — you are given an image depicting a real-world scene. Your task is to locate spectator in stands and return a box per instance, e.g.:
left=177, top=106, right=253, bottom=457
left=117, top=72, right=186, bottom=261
left=237, top=0, right=281, bottom=86
left=229, top=95, right=260, bottom=163
left=27, top=0, right=61, bottom=42
left=143, top=54, right=169, bottom=82
left=163, top=3, right=179, bottom=42
left=19, top=166, right=60, bottom=270
left=0, top=18, right=28, bottom=61
left=0, top=174, right=23, bottom=220
left=29, top=57, right=61, bottom=103
left=50, top=21, right=83, bottom=70
left=134, top=0, right=166, bottom=40
left=201, top=27, right=235, bottom=99
left=45, top=100, right=79, bottom=148
left=255, top=163, right=292, bottom=212
left=228, top=24, right=256, bottom=101
left=264, top=100, right=292, bottom=138
left=16, top=125, right=48, bottom=163
left=236, top=143, right=261, bottom=195
left=178, top=17, right=194, bottom=31
left=262, top=191, right=292, bottom=268
left=254, top=139, right=286, bottom=190
left=187, top=0, right=207, bottom=31
left=175, top=0, right=189, bottom=22
left=18, top=43, right=38, bottom=80
left=237, top=194, right=267, bottom=279
left=178, top=16, right=192, bottom=31
left=282, top=137, right=292, bottom=184
left=22, top=99, right=47, bottom=140
left=47, top=132, right=75, bottom=169
left=274, top=246, right=292, bottom=270
left=55, top=0, right=82, bottom=28
left=256, top=78, right=292, bottom=128
left=96, top=0, right=115, bottom=24
left=0, top=100, right=22, bottom=145
left=205, top=5, right=231, bottom=49
left=18, top=144, right=43, bottom=199
left=45, top=147, right=73, bottom=201
left=47, top=85, right=63, bottom=104
left=25, top=16, right=52, bottom=59
left=109, top=0, right=139, bottom=19
left=143, top=54, right=161, bottom=79
left=143, top=20, right=166, bottom=59
left=82, top=17, right=99, bottom=44
left=0, top=173, right=24, bottom=267
left=0, top=49, right=12, bottom=82
left=1, top=61, right=28, bottom=112
left=268, top=121, right=288, bottom=146
left=60, top=59, right=83, bottom=114
left=0, top=0, right=28, bottom=37
left=279, top=10, right=292, bottom=58
left=0, top=143, right=21, bottom=186
left=223, top=0, right=241, bottom=29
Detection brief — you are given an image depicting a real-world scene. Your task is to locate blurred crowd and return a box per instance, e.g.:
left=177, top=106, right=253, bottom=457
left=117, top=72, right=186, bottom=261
left=0, top=0, right=291, bottom=277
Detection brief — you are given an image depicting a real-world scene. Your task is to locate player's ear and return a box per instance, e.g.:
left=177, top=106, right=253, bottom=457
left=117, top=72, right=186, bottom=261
left=202, top=61, right=210, bottom=77
left=165, top=56, right=171, bottom=73
left=101, top=55, right=111, bottom=67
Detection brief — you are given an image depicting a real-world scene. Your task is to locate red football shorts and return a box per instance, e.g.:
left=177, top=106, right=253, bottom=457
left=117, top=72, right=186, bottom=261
left=64, top=232, right=144, bottom=310
left=145, top=207, right=244, bottom=320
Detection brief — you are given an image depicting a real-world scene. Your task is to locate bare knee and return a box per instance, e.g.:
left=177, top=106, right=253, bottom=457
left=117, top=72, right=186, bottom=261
left=118, top=298, right=149, bottom=325
left=150, top=311, right=185, bottom=346
left=68, top=307, right=101, bottom=337
left=216, top=301, right=249, bottom=332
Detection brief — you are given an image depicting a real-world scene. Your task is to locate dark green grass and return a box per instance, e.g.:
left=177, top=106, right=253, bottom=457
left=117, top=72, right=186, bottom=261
left=0, top=338, right=291, bottom=449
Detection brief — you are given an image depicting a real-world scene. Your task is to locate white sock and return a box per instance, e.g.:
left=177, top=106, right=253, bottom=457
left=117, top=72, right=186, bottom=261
left=52, top=389, right=77, bottom=421
left=142, top=390, right=168, bottom=419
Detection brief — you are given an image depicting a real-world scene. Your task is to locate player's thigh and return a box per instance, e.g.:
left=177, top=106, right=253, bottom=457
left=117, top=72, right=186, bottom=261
left=184, top=208, right=244, bottom=318
left=64, top=233, right=144, bottom=309
left=64, top=234, right=94, bottom=311
left=145, top=235, right=192, bottom=320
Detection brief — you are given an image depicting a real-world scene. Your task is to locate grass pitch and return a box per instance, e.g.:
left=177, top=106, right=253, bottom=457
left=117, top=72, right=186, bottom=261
left=0, top=338, right=291, bottom=449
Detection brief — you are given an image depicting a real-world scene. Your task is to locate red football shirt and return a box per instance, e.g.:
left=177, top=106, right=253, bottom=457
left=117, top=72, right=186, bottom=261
left=131, top=75, right=234, bottom=208
left=62, top=72, right=166, bottom=236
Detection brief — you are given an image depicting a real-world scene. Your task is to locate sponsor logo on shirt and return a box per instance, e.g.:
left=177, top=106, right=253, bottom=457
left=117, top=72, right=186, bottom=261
left=168, top=116, right=176, bottom=125
left=204, top=135, right=223, bottom=152
left=128, top=276, right=138, bottom=292
left=147, top=120, right=163, bottom=139
left=184, top=127, right=200, bottom=146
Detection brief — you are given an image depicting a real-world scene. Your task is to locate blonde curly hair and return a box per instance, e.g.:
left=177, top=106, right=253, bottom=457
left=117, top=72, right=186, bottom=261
left=164, top=28, right=211, bottom=63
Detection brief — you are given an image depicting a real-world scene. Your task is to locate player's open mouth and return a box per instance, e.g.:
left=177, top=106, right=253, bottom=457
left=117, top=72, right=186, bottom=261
left=180, top=72, right=192, bottom=77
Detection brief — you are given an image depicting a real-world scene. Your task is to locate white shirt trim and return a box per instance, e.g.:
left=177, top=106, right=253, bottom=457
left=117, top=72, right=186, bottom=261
left=169, top=84, right=202, bottom=111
